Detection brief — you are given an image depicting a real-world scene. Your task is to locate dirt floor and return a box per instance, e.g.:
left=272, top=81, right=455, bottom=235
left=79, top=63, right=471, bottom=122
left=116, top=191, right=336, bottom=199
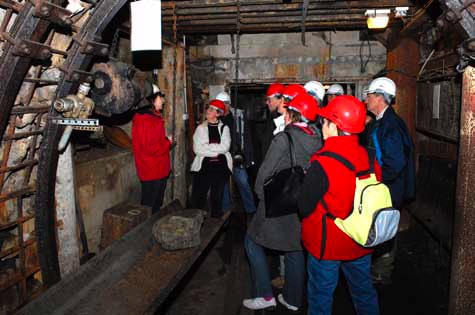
left=156, top=208, right=450, bottom=315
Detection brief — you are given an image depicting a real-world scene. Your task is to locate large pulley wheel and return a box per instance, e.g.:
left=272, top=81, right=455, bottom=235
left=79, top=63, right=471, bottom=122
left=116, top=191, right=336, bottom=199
left=0, top=0, right=128, bottom=294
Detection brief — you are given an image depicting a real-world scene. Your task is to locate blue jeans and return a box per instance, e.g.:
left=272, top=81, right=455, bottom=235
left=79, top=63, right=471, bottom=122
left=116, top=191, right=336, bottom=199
left=223, top=167, right=257, bottom=213
left=307, top=254, right=379, bottom=315
left=244, top=236, right=305, bottom=307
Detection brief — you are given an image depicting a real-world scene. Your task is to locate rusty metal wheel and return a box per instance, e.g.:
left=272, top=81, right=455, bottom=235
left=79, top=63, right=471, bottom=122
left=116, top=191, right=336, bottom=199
left=0, top=0, right=128, bottom=305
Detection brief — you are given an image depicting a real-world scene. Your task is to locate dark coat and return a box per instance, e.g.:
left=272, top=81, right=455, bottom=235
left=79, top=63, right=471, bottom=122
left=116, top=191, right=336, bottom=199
left=247, top=124, right=322, bottom=251
left=260, top=111, right=280, bottom=163
left=367, top=106, right=415, bottom=208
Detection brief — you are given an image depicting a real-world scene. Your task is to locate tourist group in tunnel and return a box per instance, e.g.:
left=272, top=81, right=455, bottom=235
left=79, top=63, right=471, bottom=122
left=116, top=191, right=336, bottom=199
left=131, top=77, right=415, bottom=315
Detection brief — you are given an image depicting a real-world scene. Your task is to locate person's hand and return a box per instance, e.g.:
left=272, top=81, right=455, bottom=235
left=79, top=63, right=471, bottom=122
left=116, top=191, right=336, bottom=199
left=167, top=135, right=176, bottom=148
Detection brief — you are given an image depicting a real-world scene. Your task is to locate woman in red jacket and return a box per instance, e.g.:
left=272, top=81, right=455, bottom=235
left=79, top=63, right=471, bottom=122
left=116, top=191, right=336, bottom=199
left=132, top=86, right=173, bottom=214
left=298, top=96, right=379, bottom=315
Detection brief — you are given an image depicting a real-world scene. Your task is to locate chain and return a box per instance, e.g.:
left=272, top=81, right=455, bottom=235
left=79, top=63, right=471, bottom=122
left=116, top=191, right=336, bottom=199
left=234, top=0, right=240, bottom=109
left=233, top=0, right=241, bottom=151
left=170, top=2, right=178, bottom=199
left=109, top=28, right=120, bottom=59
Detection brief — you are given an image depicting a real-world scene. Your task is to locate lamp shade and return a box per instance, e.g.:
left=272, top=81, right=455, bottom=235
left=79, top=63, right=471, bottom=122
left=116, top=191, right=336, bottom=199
left=367, top=15, right=389, bottom=29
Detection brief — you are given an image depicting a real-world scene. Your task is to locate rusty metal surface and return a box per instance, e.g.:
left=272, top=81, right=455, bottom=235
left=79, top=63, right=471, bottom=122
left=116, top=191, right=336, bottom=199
left=386, top=37, right=418, bottom=139
left=416, top=80, right=461, bottom=141
left=100, top=202, right=150, bottom=250
left=159, top=0, right=415, bottom=34
left=0, top=1, right=65, bottom=308
left=439, top=0, right=475, bottom=39
left=90, top=61, right=146, bottom=116
left=449, top=66, right=475, bottom=315
left=34, top=0, right=130, bottom=287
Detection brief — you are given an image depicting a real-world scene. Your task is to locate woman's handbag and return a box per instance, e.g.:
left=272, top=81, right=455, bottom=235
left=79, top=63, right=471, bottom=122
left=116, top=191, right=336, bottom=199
left=263, top=132, right=305, bottom=218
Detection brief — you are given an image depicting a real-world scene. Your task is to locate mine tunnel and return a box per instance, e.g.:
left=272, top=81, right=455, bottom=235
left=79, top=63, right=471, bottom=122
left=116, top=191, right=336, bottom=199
left=0, top=0, right=474, bottom=314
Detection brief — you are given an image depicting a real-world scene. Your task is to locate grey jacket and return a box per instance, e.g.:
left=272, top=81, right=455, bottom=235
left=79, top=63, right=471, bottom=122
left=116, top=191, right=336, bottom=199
left=247, top=124, right=322, bottom=251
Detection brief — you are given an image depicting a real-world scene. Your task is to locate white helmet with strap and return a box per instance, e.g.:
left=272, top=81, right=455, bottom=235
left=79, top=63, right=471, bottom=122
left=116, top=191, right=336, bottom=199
left=364, top=77, right=396, bottom=96
left=216, top=91, right=231, bottom=103
left=326, top=84, right=344, bottom=96
left=304, top=81, right=325, bottom=103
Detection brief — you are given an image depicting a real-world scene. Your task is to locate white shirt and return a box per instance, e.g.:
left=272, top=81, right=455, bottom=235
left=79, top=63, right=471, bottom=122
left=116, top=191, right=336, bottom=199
left=273, top=115, right=286, bottom=135
left=376, top=105, right=389, bottom=120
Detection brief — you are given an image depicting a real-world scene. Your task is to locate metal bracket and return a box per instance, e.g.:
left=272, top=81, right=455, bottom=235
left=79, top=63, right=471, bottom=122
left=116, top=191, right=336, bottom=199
left=33, top=1, right=73, bottom=27
left=12, top=39, right=52, bottom=60
left=79, top=39, right=109, bottom=57
left=52, top=118, right=102, bottom=131
left=65, top=69, right=94, bottom=82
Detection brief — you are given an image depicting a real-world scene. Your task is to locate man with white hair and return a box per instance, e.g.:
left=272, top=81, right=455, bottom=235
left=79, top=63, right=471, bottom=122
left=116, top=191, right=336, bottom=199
left=364, top=77, right=415, bottom=285
left=216, top=91, right=257, bottom=215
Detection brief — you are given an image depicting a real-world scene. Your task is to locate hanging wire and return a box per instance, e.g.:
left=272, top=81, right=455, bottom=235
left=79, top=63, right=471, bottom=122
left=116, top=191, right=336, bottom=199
left=360, top=30, right=372, bottom=73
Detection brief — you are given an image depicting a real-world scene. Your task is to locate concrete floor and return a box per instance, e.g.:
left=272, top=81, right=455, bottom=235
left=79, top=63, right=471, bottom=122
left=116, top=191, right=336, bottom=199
left=158, top=210, right=449, bottom=315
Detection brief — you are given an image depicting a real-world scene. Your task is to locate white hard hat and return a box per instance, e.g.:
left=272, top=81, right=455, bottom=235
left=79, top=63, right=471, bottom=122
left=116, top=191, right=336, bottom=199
left=364, top=77, right=396, bottom=97
left=304, top=81, right=325, bottom=102
left=326, top=84, right=344, bottom=96
left=216, top=91, right=231, bottom=103
left=152, top=84, right=160, bottom=94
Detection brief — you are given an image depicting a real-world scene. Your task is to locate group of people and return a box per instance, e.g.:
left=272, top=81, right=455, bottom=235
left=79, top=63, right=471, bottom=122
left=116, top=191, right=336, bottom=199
left=131, top=77, right=415, bottom=315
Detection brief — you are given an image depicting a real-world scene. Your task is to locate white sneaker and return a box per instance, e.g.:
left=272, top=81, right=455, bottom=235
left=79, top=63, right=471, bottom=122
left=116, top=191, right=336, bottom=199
left=278, top=294, right=299, bottom=311
left=242, top=297, right=276, bottom=310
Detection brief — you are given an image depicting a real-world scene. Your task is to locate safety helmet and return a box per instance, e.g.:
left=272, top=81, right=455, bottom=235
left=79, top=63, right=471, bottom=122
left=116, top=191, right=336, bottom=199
left=364, top=77, right=396, bottom=97
left=266, top=83, right=285, bottom=98
left=282, top=84, right=306, bottom=102
left=326, top=84, right=344, bottom=96
left=317, top=95, right=366, bottom=134
left=209, top=99, right=226, bottom=115
left=287, top=93, right=319, bottom=122
left=304, top=81, right=325, bottom=102
left=152, top=84, right=165, bottom=97
left=216, top=91, right=231, bottom=104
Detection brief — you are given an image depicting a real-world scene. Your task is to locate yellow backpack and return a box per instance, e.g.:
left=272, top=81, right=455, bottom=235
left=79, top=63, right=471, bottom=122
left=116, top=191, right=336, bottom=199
left=319, top=151, right=400, bottom=257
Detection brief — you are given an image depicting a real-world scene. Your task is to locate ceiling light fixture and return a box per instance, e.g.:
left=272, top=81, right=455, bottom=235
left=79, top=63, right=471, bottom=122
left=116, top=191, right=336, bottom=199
left=365, top=9, right=390, bottom=29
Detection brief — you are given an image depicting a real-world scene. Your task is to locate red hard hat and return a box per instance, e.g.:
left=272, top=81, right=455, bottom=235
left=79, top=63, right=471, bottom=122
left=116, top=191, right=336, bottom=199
left=317, top=95, right=366, bottom=133
left=287, top=93, right=319, bottom=122
left=266, top=83, right=285, bottom=98
left=209, top=99, right=226, bottom=114
left=282, top=84, right=307, bottom=102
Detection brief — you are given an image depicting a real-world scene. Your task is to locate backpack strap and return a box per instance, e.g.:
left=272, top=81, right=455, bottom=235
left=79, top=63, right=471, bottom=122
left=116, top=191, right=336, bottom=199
left=319, top=198, right=336, bottom=260
left=319, top=151, right=355, bottom=172
left=283, top=131, right=297, bottom=168
left=319, top=151, right=372, bottom=178
left=356, top=148, right=374, bottom=177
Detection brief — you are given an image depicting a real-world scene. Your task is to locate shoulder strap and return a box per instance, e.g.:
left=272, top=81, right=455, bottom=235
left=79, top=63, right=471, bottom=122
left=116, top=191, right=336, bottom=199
left=356, top=148, right=373, bottom=177
left=284, top=131, right=297, bottom=167
left=319, top=151, right=355, bottom=172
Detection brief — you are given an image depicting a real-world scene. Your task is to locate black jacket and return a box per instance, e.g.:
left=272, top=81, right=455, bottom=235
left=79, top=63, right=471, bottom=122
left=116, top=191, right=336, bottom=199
left=367, top=106, right=416, bottom=208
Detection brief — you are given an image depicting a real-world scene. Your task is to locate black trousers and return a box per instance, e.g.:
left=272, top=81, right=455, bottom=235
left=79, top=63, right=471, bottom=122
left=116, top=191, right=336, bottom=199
left=191, top=160, right=229, bottom=217
left=141, top=178, right=168, bottom=214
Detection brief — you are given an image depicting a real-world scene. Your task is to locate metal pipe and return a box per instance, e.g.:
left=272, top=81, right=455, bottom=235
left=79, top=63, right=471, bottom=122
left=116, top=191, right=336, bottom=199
left=162, top=9, right=367, bottom=21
